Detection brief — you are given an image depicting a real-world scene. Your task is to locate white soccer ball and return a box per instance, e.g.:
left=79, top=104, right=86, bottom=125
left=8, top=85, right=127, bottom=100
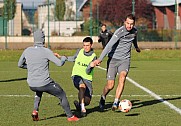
left=118, top=99, right=132, bottom=113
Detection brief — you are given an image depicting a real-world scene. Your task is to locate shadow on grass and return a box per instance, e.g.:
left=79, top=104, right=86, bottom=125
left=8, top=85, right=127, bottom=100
left=130, top=66, right=137, bottom=69
left=39, top=113, right=66, bottom=121
left=38, top=97, right=181, bottom=120
left=85, top=97, right=181, bottom=116
left=86, top=102, right=113, bottom=114
left=125, top=113, right=140, bottom=116
left=0, top=77, right=27, bottom=82
left=131, top=97, right=181, bottom=109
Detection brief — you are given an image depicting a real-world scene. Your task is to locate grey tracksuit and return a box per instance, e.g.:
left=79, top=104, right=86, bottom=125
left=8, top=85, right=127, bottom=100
left=18, top=43, right=67, bottom=87
left=18, top=29, right=73, bottom=118
left=98, top=25, right=138, bottom=61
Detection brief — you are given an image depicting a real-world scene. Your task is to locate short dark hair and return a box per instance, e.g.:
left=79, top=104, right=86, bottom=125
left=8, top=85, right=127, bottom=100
left=83, top=37, right=93, bottom=44
left=101, top=23, right=106, bottom=27
left=125, top=14, right=135, bottom=22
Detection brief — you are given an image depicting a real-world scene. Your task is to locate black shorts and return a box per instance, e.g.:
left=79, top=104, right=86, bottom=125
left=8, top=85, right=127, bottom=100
left=72, top=75, right=93, bottom=99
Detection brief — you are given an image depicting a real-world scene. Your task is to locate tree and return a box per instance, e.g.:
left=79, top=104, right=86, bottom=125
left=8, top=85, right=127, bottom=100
left=55, top=0, right=65, bottom=20
left=95, top=0, right=153, bottom=27
left=2, top=0, right=16, bottom=20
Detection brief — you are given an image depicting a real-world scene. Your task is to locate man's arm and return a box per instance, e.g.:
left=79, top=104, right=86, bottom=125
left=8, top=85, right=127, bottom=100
left=98, top=30, right=120, bottom=62
left=67, top=49, right=80, bottom=62
left=86, top=56, right=97, bottom=74
left=98, top=32, right=102, bottom=43
left=108, top=30, right=113, bottom=38
left=133, top=36, right=141, bottom=53
left=18, top=52, right=27, bottom=69
left=47, top=49, right=67, bottom=66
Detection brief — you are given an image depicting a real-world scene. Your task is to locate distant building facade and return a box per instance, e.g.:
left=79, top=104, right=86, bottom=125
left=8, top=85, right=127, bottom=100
left=38, top=2, right=84, bottom=36
left=0, top=2, right=22, bottom=36
left=78, top=0, right=102, bottom=21
left=79, top=0, right=181, bottom=30
left=152, top=0, right=181, bottom=29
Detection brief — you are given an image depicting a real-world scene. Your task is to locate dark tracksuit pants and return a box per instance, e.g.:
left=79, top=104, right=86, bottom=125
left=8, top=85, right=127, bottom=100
left=30, top=81, right=73, bottom=118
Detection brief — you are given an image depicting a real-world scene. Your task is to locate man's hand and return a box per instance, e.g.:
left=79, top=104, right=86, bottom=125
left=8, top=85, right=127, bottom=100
left=94, top=59, right=101, bottom=66
left=90, top=61, right=96, bottom=67
left=136, top=48, right=141, bottom=53
left=54, top=53, right=61, bottom=58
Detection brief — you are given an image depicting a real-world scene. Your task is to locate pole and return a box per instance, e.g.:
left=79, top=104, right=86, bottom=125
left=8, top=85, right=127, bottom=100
left=54, top=0, right=56, bottom=32
left=59, top=5, right=60, bottom=36
left=10, top=1, right=12, bottom=36
left=174, top=0, right=178, bottom=49
left=132, top=0, right=135, bottom=15
left=90, top=0, right=92, bottom=37
left=48, top=0, right=50, bottom=48
left=4, top=0, right=8, bottom=49
left=32, top=1, right=34, bottom=33
left=76, top=0, right=78, bottom=32
left=96, top=2, right=99, bottom=35
left=176, top=0, right=179, bottom=29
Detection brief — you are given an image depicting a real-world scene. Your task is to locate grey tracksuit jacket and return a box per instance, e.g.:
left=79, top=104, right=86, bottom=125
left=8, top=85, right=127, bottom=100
left=98, top=26, right=139, bottom=61
left=18, top=30, right=67, bottom=87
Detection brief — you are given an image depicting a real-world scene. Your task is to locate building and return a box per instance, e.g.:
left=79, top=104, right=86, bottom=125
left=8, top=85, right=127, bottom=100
left=78, top=0, right=101, bottom=21
left=43, top=20, right=84, bottom=36
left=38, top=3, right=55, bottom=30
left=0, top=2, right=22, bottom=36
left=152, top=0, right=181, bottom=29
left=79, top=0, right=181, bottom=30
left=38, top=2, right=84, bottom=36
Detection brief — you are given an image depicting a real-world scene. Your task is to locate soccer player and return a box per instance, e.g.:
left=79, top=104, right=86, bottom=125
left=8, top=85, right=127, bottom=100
left=18, top=29, right=79, bottom=122
left=94, top=14, right=141, bottom=111
left=66, top=37, right=97, bottom=117
left=98, top=24, right=113, bottom=49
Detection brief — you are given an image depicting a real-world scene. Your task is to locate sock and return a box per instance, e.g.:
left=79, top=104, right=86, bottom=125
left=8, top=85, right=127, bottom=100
left=101, top=95, right=106, bottom=100
left=81, top=103, right=86, bottom=111
left=114, top=98, right=119, bottom=104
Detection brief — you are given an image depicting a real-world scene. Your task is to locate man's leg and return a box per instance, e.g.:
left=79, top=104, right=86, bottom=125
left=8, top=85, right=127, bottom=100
left=30, top=83, right=79, bottom=121
left=34, top=91, right=42, bottom=111
left=78, top=83, right=87, bottom=116
left=112, top=59, right=130, bottom=111
left=32, top=91, right=42, bottom=121
left=45, top=82, right=77, bottom=119
left=112, top=71, right=127, bottom=111
left=84, top=96, right=91, bottom=106
left=99, top=58, right=117, bottom=111
left=102, top=80, right=115, bottom=97
left=99, top=80, right=115, bottom=111
left=115, top=71, right=127, bottom=99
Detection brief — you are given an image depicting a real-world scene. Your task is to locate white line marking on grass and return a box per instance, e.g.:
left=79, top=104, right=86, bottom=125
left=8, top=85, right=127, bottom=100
left=97, top=66, right=181, bottom=116
left=1, top=94, right=181, bottom=97
left=0, top=94, right=181, bottom=98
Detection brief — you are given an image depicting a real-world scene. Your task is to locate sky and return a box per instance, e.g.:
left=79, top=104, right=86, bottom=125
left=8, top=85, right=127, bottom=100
left=15, top=0, right=84, bottom=9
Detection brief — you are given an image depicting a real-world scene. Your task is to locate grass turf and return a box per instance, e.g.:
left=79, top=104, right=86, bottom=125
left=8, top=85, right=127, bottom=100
left=0, top=49, right=181, bottom=126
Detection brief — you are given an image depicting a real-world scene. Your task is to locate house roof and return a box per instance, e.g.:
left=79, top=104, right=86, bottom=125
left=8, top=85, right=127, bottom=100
left=78, top=0, right=88, bottom=11
left=151, top=0, right=181, bottom=6
left=78, top=0, right=181, bottom=12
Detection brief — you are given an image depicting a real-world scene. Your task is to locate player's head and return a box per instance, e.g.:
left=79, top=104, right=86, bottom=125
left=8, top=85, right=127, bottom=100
left=33, top=29, right=45, bottom=46
left=83, top=37, right=93, bottom=52
left=101, top=24, right=107, bottom=31
left=124, top=14, right=135, bottom=31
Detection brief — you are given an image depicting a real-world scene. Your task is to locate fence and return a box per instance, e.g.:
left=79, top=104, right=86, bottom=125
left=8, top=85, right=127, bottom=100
left=0, top=0, right=180, bottom=49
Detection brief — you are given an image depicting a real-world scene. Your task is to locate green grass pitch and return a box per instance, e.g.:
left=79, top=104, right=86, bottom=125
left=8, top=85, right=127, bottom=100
left=0, top=49, right=181, bottom=126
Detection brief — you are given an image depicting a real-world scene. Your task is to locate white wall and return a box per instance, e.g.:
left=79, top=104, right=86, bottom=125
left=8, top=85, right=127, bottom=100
left=43, top=21, right=84, bottom=36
